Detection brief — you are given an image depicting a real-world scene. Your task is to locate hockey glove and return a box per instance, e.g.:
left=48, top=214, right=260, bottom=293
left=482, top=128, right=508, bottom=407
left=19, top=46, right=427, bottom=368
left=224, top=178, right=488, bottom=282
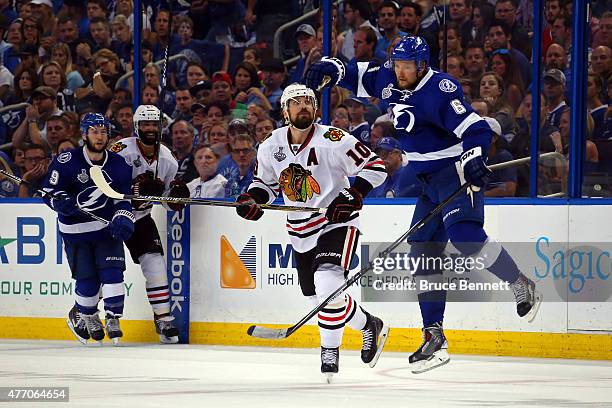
left=236, top=192, right=264, bottom=221
left=166, top=180, right=190, bottom=211
left=109, top=210, right=135, bottom=241
left=134, top=171, right=165, bottom=197
left=133, top=172, right=165, bottom=210
left=52, top=192, right=80, bottom=217
left=325, top=187, right=363, bottom=224
left=303, top=57, right=345, bottom=91
left=460, top=147, right=492, bottom=189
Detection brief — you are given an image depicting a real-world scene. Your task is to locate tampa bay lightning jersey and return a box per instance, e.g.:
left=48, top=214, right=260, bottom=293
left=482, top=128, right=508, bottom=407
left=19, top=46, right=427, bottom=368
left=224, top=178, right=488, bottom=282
left=339, top=61, right=492, bottom=174
left=42, top=147, right=133, bottom=242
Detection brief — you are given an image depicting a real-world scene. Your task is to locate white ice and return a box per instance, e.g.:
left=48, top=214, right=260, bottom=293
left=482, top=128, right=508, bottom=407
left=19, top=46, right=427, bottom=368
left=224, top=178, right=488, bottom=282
left=0, top=340, right=610, bottom=408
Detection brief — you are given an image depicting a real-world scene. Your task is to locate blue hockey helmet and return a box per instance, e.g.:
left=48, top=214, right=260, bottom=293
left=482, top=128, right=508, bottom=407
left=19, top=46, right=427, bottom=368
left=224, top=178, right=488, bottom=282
left=390, top=36, right=430, bottom=69
left=80, top=112, right=109, bottom=136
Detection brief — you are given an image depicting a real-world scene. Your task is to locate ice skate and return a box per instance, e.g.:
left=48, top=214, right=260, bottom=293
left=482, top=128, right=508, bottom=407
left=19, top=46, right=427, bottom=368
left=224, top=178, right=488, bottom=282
left=408, top=322, right=450, bottom=374
left=104, top=313, right=123, bottom=346
left=321, top=347, right=339, bottom=383
left=360, top=312, right=390, bottom=368
left=154, top=314, right=179, bottom=344
left=510, top=273, right=542, bottom=323
left=66, top=305, right=90, bottom=344
left=81, top=312, right=105, bottom=344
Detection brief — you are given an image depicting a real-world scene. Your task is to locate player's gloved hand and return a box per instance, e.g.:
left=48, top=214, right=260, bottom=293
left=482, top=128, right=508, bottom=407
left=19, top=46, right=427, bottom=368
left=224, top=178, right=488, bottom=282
left=133, top=171, right=165, bottom=197
left=166, top=180, right=190, bottom=211
left=236, top=193, right=264, bottom=221
left=109, top=210, right=135, bottom=241
left=460, top=146, right=492, bottom=189
left=325, top=187, right=363, bottom=223
left=52, top=192, right=80, bottom=217
left=303, top=57, right=345, bottom=91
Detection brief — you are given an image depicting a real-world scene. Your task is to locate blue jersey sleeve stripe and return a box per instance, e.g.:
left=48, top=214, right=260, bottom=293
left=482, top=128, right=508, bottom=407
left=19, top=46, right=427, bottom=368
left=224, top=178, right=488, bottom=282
left=453, top=112, right=483, bottom=139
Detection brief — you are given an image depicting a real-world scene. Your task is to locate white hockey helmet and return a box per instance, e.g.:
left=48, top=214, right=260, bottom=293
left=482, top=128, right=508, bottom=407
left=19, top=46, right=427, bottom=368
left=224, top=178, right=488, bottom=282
left=133, top=104, right=161, bottom=144
left=280, top=83, right=318, bottom=130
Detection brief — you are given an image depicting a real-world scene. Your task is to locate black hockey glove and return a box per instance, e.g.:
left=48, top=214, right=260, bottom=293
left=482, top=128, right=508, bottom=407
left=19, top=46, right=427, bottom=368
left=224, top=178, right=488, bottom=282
left=303, top=57, right=345, bottom=91
left=460, top=147, right=492, bottom=189
left=167, top=180, right=190, bottom=211
left=133, top=171, right=165, bottom=210
left=236, top=192, right=264, bottom=221
left=325, top=187, right=363, bottom=224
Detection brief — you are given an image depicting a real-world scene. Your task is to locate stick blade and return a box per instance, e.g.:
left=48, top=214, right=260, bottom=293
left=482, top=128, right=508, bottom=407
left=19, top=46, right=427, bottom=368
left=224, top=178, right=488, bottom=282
left=90, top=165, right=124, bottom=199
left=247, top=325, right=289, bottom=339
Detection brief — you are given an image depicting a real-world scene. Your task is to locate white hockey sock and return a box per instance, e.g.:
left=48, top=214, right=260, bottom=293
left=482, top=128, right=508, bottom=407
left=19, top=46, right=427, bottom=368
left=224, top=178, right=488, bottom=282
left=139, top=253, right=171, bottom=315
left=315, top=264, right=349, bottom=348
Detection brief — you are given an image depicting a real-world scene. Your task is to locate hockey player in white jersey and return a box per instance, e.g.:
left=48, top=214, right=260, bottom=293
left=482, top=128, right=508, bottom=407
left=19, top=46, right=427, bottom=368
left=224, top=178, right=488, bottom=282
left=109, top=104, right=190, bottom=343
left=236, top=84, right=390, bottom=381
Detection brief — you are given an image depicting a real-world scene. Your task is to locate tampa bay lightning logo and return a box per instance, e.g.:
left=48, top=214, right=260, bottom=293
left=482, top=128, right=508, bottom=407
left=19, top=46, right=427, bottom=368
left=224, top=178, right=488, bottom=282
left=439, top=79, right=458, bottom=93
left=389, top=103, right=416, bottom=132
left=76, top=169, right=111, bottom=211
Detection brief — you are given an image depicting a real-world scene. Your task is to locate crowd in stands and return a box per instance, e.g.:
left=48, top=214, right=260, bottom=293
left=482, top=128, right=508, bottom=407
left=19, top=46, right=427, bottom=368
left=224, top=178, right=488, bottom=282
left=0, top=0, right=610, bottom=200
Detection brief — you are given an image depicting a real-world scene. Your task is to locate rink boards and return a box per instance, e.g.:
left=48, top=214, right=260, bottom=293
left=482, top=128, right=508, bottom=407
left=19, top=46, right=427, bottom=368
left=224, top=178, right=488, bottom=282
left=0, top=200, right=611, bottom=360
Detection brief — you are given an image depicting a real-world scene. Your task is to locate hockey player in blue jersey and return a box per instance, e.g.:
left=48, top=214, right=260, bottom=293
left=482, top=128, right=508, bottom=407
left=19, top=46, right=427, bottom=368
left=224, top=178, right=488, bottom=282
left=304, top=36, right=542, bottom=373
left=43, top=113, right=135, bottom=345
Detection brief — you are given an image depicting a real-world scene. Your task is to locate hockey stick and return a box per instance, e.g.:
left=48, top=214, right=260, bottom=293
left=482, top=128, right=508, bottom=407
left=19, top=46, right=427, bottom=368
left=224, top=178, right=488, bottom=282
left=246, top=151, right=563, bottom=339
left=247, top=181, right=470, bottom=339
left=154, top=4, right=173, bottom=180
left=0, top=168, right=109, bottom=224
left=89, top=165, right=325, bottom=213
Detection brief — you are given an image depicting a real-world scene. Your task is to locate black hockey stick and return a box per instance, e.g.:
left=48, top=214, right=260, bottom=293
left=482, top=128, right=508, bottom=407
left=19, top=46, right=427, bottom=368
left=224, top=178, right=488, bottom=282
left=154, top=3, right=173, bottom=180
left=0, top=168, right=109, bottom=224
left=246, top=151, right=564, bottom=339
left=247, top=181, right=470, bottom=339
left=90, top=165, right=325, bottom=213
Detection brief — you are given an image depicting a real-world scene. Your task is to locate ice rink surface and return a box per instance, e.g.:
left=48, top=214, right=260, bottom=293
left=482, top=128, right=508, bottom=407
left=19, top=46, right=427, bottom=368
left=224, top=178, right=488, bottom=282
left=0, top=340, right=610, bottom=408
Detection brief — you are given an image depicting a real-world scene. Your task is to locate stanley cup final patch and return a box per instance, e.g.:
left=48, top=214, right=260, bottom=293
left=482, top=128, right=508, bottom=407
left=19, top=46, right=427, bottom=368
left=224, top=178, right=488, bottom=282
left=274, top=146, right=287, bottom=162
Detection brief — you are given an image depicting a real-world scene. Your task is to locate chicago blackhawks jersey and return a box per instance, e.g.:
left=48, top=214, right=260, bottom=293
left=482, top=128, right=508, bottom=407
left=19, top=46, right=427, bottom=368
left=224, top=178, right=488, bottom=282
left=109, top=137, right=179, bottom=220
left=250, top=124, right=386, bottom=253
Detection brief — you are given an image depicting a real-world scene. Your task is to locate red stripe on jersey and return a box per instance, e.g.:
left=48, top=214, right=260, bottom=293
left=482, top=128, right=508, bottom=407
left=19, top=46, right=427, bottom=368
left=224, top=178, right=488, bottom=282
left=365, top=160, right=385, bottom=168
left=285, top=215, right=327, bottom=231
left=318, top=296, right=353, bottom=322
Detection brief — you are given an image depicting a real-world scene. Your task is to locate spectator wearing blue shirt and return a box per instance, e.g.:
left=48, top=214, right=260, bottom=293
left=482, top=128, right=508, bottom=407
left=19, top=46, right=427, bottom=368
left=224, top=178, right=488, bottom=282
left=289, top=24, right=317, bottom=84
left=221, top=134, right=256, bottom=198
left=375, top=1, right=406, bottom=58
left=543, top=69, right=567, bottom=129
left=368, top=137, right=401, bottom=198
left=346, top=95, right=371, bottom=146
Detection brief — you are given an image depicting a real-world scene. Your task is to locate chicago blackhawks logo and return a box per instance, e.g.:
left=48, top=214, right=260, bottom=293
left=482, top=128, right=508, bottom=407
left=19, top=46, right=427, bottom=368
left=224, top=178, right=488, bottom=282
left=323, top=128, right=345, bottom=142
left=279, top=163, right=321, bottom=202
left=110, top=142, right=127, bottom=153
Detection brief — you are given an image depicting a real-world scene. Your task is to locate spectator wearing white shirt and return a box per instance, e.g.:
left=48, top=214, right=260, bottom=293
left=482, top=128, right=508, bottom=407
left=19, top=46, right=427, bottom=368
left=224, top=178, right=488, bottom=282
left=187, top=144, right=227, bottom=199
